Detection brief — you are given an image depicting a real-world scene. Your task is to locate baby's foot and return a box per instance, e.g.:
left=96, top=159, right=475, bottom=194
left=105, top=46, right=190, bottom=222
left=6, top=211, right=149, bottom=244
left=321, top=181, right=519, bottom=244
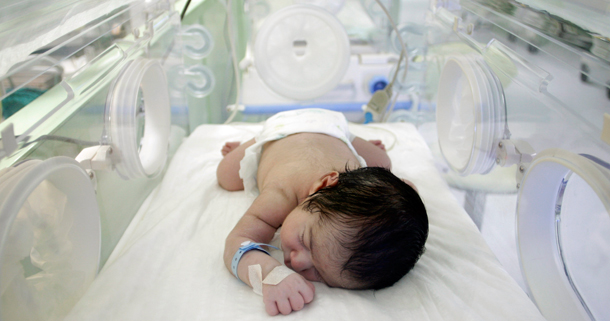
left=222, top=142, right=241, bottom=156
left=369, top=139, right=386, bottom=151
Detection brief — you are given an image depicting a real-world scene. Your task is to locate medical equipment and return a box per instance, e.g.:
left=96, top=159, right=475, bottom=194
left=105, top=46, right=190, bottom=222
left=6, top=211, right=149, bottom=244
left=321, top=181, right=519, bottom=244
left=0, top=0, right=609, bottom=320
left=231, top=241, right=278, bottom=279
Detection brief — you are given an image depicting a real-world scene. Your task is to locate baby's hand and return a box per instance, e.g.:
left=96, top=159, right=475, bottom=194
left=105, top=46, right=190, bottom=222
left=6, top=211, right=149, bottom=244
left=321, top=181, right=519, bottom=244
left=262, top=273, right=315, bottom=315
left=368, top=139, right=386, bottom=151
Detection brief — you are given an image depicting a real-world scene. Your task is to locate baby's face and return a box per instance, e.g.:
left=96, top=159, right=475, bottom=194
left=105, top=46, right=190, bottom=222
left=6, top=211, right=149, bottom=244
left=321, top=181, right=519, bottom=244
left=280, top=204, right=349, bottom=288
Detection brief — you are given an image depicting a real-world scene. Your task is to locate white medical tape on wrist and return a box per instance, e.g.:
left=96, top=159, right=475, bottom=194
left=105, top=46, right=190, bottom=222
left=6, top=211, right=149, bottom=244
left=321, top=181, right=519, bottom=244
left=262, top=265, right=296, bottom=285
left=248, top=264, right=263, bottom=296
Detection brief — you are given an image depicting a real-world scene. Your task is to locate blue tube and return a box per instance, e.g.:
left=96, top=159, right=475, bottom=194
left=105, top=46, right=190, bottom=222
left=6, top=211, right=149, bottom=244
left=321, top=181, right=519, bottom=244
left=364, top=112, right=374, bottom=124
left=242, top=101, right=413, bottom=115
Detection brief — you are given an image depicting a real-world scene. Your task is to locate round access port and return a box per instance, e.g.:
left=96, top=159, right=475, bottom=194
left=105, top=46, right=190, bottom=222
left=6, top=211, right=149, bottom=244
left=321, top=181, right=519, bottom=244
left=0, top=157, right=100, bottom=321
left=517, top=149, right=610, bottom=321
left=106, top=58, right=171, bottom=180
left=436, top=55, right=507, bottom=176
left=254, top=4, right=350, bottom=100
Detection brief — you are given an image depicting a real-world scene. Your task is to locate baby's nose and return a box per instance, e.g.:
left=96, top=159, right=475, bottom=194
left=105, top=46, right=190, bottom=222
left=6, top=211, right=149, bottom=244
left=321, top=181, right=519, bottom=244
left=290, top=250, right=312, bottom=272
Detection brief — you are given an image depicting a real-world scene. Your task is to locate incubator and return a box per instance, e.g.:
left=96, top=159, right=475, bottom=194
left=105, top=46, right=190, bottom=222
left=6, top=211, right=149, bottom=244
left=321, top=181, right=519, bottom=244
left=0, top=0, right=609, bottom=320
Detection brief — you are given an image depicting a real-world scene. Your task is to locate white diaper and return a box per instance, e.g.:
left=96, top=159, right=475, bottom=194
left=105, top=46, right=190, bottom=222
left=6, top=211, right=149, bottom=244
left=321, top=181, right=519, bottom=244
left=239, top=108, right=367, bottom=197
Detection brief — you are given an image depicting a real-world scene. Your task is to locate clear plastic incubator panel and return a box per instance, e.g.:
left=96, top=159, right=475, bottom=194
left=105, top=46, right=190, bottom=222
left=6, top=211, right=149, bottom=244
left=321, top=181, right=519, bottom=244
left=422, top=0, right=610, bottom=320
left=233, top=3, right=610, bottom=319
left=230, top=2, right=610, bottom=319
left=0, top=0, right=213, bottom=319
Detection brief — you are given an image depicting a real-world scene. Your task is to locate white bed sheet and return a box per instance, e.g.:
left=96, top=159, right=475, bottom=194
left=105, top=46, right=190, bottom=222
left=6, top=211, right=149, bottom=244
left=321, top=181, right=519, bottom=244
left=66, top=122, right=545, bottom=321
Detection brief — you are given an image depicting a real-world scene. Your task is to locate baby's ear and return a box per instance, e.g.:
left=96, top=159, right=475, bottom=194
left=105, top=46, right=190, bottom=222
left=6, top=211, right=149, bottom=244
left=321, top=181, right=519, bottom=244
left=308, top=171, right=339, bottom=194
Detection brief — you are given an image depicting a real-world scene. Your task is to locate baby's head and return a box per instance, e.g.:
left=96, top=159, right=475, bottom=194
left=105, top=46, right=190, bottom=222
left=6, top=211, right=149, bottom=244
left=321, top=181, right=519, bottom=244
left=280, top=167, right=428, bottom=290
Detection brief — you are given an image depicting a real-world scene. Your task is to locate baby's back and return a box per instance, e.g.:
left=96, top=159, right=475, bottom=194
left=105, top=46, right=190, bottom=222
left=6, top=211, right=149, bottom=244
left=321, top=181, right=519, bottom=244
left=257, top=133, right=362, bottom=202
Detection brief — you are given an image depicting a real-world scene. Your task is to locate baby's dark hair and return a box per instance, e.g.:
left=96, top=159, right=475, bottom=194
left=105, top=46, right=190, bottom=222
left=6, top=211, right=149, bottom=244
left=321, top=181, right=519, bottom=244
left=303, top=166, right=428, bottom=290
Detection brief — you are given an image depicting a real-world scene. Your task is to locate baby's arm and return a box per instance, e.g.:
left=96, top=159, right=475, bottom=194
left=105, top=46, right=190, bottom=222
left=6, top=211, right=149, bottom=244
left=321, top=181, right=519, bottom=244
left=224, top=188, right=315, bottom=315
left=217, top=138, right=256, bottom=191
left=352, top=136, right=392, bottom=169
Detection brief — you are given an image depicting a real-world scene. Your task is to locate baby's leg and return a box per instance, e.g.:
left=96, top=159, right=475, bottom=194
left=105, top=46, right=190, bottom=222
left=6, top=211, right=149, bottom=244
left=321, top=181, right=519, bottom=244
left=217, top=138, right=256, bottom=191
left=351, top=137, right=392, bottom=169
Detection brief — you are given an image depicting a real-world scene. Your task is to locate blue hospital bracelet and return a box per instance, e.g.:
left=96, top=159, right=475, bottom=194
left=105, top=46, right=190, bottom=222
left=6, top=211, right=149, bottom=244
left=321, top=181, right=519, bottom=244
left=231, top=241, right=279, bottom=280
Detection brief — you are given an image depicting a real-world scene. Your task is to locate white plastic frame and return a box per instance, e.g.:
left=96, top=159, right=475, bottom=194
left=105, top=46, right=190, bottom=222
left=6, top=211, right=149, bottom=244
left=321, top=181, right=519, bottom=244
left=106, top=58, right=171, bottom=180
left=436, top=55, right=507, bottom=176
left=517, top=149, right=610, bottom=321
left=253, top=4, right=350, bottom=101
left=0, top=157, right=101, bottom=319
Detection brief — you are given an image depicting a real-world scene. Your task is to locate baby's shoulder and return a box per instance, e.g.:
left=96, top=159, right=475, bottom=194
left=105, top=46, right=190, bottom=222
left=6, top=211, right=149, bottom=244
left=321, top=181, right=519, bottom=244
left=259, top=165, right=308, bottom=191
left=259, top=163, right=318, bottom=200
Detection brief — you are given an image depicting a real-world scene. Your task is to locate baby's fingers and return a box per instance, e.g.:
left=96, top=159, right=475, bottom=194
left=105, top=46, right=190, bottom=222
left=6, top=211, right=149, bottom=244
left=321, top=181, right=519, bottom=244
left=264, top=299, right=279, bottom=316
left=301, top=281, right=315, bottom=304
left=263, top=296, right=292, bottom=316
left=289, top=294, right=305, bottom=311
left=369, top=139, right=386, bottom=150
left=276, top=298, right=293, bottom=315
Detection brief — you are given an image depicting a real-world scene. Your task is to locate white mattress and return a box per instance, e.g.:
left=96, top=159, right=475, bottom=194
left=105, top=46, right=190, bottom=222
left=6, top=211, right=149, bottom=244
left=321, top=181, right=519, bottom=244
left=66, top=122, right=545, bottom=320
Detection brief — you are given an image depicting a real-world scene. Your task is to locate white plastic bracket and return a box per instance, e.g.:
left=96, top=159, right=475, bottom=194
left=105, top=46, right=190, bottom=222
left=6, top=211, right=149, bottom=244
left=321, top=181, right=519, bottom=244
left=227, top=104, right=246, bottom=112
left=435, top=8, right=473, bottom=36
left=496, top=139, right=536, bottom=187
left=239, top=49, right=253, bottom=70
left=0, top=123, right=18, bottom=160
left=76, top=145, right=115, bottom=173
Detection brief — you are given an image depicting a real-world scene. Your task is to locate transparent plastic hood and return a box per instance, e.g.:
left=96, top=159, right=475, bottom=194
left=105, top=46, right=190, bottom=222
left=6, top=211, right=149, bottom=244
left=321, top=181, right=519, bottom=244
left=0, top=1, right=191, bottom=319
left=0, top=0, right=138, bottom=77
